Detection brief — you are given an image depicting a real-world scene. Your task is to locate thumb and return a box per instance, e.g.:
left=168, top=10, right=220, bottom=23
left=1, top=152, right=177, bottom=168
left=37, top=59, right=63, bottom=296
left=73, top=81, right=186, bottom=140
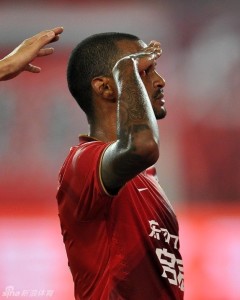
left=25, top=63, right=41, bottom=73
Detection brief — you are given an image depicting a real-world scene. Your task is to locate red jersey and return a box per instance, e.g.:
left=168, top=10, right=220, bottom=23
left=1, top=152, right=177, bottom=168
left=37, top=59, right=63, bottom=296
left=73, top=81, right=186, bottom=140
left=57, top=136, right=184, bottom=300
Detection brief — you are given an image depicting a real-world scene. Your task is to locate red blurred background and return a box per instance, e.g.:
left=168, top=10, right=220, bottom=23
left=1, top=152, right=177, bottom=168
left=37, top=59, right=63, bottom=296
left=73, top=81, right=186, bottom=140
left=1, top=1, right=240, bottom=299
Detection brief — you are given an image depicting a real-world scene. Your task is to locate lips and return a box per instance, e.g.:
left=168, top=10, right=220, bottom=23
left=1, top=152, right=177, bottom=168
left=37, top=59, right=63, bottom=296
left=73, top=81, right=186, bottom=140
left=154, top=89, right=164, bottom=100
left=159, top=98, right=165, bottom=106
left=154, top=91, right=165, bottom=105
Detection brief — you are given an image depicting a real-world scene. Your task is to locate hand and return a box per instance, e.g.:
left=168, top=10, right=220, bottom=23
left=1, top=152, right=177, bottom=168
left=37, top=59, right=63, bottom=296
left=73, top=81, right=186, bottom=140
left=0, top=26, right=64, bottom=81
left=113, top=40, right=162, bottom=77
left=130, top=40, right=162, bottom=74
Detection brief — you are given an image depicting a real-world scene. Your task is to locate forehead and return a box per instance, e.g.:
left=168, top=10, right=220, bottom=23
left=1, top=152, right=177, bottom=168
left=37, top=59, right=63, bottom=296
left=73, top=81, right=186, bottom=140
left=116, top=39, right=147, bottom=56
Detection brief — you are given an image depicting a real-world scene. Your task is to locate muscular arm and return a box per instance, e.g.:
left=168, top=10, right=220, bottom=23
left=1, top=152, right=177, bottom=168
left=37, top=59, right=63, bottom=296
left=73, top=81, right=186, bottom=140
left=102, top=42, right=161, bottom=193
left=0, top=27, right=63, bottom=81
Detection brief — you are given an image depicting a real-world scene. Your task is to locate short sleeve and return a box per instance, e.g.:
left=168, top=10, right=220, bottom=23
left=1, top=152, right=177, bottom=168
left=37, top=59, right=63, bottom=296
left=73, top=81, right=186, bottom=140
left=58, top=141, right=113, bottom=221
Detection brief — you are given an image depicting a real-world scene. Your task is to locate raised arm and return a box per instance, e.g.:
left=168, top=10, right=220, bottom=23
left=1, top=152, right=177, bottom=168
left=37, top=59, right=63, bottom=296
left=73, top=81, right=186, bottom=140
left=0, top=27, right=63, bottom=81
left=101, top=42, right=162, bottom=193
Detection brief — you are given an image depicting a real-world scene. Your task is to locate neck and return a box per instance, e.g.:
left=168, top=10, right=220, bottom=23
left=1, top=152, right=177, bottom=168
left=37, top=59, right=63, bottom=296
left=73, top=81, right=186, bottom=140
left=89, top=117, right=117, bottom=143
left=88, top=95, right=118, bottom=142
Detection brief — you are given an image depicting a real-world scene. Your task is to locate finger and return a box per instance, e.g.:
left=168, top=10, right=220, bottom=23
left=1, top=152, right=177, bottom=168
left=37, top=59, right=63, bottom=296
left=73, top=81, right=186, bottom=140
left=143, top=47, right=161, bottom=60
left=148, top=44, right=162, bottom=59
left=39, top=27, right=64, bottom=43
left=51, top=35, right=60, bottom=43
left=144, top=47, right=162, bottom=59
left=149, top=40, right=161, bottom=48
left=37, top=47, right=54, bottom=57
left=37, top=31, right=57, bottom=45
left=24, top=27, right=63, bottom=47
left=48, top=35, right=60, bottom=44
left=34, top=27, right=64, bottom=41
left=24, top=31, right=54, bottom=45
left=147, top=44, right=161, bottom=53
left=35, top=28, right=63, bottom=50
left=25, top=63, right=41, bottom=73
left=51, top=26, right=64, bottom=35
left=153, top=47, right=162, bottom=57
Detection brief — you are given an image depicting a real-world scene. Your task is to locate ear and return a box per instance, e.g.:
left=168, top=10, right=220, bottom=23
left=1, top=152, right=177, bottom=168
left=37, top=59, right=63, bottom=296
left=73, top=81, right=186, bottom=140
left=91, top=76, right=115, bottom=101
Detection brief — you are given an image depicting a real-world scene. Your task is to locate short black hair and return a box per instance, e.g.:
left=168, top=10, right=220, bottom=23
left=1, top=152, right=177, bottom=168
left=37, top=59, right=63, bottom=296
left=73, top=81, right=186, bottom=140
left=67, top=32, right=139, bottom=119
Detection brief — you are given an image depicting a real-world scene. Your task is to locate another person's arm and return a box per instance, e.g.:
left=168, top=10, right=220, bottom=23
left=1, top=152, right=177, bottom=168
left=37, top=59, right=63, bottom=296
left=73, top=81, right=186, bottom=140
left=102, top=42, right=161, bottom=193
left=0, top=27, right=63, bottom=81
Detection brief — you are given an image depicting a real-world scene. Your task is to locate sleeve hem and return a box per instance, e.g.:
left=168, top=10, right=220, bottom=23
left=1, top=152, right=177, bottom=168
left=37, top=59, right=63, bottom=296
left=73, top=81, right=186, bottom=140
left=98, top=143, right=115, bottom=197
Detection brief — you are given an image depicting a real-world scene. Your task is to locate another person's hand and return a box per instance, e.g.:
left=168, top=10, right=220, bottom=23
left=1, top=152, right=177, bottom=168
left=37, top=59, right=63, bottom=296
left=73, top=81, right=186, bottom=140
left=0, top=27, right=64, bottom=81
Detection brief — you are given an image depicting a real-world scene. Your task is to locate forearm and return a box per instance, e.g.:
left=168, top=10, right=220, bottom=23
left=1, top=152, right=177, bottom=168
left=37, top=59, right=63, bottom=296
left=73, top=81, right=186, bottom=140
left=114, top=58, right=159, bottom=158
left=0, top=57, right=13, bottom=81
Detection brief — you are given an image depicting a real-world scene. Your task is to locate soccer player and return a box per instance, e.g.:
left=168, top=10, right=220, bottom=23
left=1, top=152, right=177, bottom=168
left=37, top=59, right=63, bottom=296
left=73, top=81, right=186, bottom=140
left=57, top=33, right=184, bottom=299
left=0, top=27, right=63, bottom=81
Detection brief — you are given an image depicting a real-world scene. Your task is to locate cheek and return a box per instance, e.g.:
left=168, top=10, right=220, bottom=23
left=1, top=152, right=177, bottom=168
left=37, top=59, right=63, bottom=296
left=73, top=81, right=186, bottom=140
left=142, top=78, right=153, bottom=94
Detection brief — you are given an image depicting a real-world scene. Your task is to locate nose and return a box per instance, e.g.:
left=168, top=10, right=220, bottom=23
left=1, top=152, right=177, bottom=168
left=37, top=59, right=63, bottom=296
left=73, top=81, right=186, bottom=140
left=154, top=71, right=165, bottom=88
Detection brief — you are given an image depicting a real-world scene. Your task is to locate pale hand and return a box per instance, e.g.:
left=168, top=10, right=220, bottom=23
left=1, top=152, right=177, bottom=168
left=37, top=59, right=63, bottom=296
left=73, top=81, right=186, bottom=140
left=0, top=26, right=64, bottom=81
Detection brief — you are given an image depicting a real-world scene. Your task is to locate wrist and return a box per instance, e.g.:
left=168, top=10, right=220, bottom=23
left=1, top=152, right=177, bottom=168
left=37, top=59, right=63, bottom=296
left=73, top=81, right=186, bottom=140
left=112, top=56, right=138, bottom=81
left=0, top=56, right=15, bottom=81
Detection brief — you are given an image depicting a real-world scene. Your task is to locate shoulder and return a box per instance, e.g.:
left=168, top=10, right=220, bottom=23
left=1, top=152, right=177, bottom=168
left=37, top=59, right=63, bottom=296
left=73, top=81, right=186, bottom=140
left=58, top=136, right=108, bottom=183
left=72, top=135, right=109, bottom=168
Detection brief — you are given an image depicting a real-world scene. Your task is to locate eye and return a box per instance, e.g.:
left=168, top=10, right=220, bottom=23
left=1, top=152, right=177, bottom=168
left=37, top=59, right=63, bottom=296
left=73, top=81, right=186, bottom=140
left=145, top=66, right=152, bottom=74
left=140, top=70, right=147, bottom=77
left=140, top=66, right=152, bottom=77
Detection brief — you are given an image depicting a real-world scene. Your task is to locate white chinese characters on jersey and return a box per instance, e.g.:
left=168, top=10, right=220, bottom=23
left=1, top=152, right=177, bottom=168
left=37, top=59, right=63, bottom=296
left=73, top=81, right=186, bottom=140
left=149, top=220, right=179, bottom=249
left=149, top=220, right=184, bottom=292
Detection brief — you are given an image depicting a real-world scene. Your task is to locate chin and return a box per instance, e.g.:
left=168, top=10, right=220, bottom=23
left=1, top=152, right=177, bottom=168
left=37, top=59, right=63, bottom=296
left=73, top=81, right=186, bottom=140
left=155, top=107, right=167, bottom=120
